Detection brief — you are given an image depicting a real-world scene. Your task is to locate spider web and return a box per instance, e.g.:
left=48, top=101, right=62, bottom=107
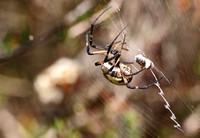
left=106, top=0, right=194, bottom=134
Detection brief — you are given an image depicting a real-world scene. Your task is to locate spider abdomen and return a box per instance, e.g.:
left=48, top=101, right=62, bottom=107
left=101, top=62, right=132, bottom=85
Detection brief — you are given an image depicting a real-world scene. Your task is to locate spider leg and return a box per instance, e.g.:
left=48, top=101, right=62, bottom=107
left=86, top=33, right=125, bottom=66
left=107, top=35, right=127, bottom=71
left=86, top=31, right=107, bottom=55
left=95, top=54, right=119, bottom=66
left=90, top=7, right=112, bottom=48
left=103, top=41, right=121, bottom=50
left=126, top=77, right=163, bottom=89
left=119, top=64, right=163, bottom=89
left=86, top=7, right=112, bottom=55
left=95, top=35, right=127, bottom=66
left=120, top=59, right=147, bottom=76
left=105, top=41, right=129, bottom=51
left=124, top=68, right=146, bottom=76
left=91, top=21, right=123, bottom=50
left=104, top=25, right=128, bottom=61
left=86, top=6, right=128, bottom=55
left=86, top=30, right=122, bottom=53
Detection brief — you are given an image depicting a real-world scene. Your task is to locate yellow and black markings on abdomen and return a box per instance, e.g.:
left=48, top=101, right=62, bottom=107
left=101, top=62, right=132, bottom=85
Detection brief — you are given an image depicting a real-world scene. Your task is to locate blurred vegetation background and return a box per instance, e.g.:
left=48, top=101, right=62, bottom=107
left=0, top=0, right=200, bottom=138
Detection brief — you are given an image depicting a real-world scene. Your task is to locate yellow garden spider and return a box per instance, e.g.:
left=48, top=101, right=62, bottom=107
left=86, top=7, right=162, bottom=89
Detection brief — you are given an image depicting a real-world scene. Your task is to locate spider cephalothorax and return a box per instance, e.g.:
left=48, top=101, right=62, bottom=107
left=86, top=7, right=162, bottom=89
